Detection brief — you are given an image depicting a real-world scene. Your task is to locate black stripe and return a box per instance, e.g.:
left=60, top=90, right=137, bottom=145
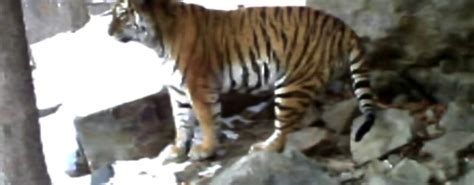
left=269, top=22, right=279, bottom=40
left=286, top=26, right=300, bottom=65
left=326, top=21, right=338, bottom=61
left=353, top=80, right=370, bottom=89
left=215, top=45, right=225, bottom=74
left=225, top=43, right=236, bottom=89
left=287, top=7, right=293, bottom=18
left=173, top=54, right=181, bottom=72
left=261, top=24, right=273, bottom=58
left=298, top=7, right=305, bottom=20
left=308, top=11, right=318, bottom=35
left=260, top=9, right=267, bottom=22
left=333, top=19, right=345, bottom=54
left=274, top=102, right=296, bottom=111
left=252, top=30, right=261, bottom=58
left=291, top=32, right=311, bottom=73
left=351, top=68, right=368, bottom=74
left=235, top=42, right=249, bottom=89
left=357, top=94, right=373, bottom=100
left=275, top=91, right=311, bottom=99
left=273, top=51, right=282, bottom=73
left=281, top=32, right=289, bottom=50
left=297, top=41, right=318, bottom=75
left=263, top=62, right=270, bottom=84
left=180, top=65, right=188, bottom=86
left=274, top=7, right=281, bottom=20
left=362, top=103, right=373, bottom=107
left=177, top=102, right=192, bottom=109
left=249, top=49, right=262, bottom=91
left=168, top=85, right=185, bottom=95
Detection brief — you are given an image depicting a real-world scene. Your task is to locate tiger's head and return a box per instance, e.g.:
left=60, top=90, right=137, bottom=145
left=107, top=0, right=178, bottom=57
left=108, top=0, right=150, bottom=43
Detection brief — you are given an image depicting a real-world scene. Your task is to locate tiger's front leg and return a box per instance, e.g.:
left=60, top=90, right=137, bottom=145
left=187, top=90, right=221, bottom=161
left=164, top=86, right=195, bottom=163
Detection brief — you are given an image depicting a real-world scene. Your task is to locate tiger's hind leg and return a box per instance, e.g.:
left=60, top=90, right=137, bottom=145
left=249, top=83, right=316, bottom=153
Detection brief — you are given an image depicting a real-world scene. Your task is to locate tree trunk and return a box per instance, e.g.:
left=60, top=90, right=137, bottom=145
left=0, top=0, right=52, bottom=184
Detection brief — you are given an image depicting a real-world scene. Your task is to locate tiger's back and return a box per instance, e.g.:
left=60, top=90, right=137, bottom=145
left=108, top=0, right=376, bottom=162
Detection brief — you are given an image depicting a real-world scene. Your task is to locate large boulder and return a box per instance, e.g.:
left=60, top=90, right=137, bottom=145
left=209, top=151, right=338, bottom=185
left=74, top=92, right=175, bottom=171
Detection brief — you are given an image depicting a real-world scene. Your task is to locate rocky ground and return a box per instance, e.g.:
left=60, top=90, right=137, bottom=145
left=31, top=1, right=474, bottom=185
left=67, top=86, right=474, bottom=185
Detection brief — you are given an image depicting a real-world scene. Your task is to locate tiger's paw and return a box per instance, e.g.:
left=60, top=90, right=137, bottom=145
left=249, top=140, right=284, bottom=153
left=162, top=144, right=188, bottom=165
left=249, top=131, right=286, bottom=153
left=188, top=142, right=217, bottom=161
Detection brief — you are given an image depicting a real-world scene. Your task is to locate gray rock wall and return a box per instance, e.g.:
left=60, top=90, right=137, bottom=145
left=307, top=0, right=474, bottom=103
left=307, top=0, right=474, bottom=69
left=22, top=0, right=90, bottom=44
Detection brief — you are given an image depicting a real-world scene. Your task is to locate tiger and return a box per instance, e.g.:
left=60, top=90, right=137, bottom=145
left=107, top=0, right=377, bottom=162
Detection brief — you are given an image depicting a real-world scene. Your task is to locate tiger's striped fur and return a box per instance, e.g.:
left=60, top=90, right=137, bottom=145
left=108, top=0, right=376, bottom=161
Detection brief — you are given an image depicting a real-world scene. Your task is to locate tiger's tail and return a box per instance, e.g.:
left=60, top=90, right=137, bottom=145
left=347, top=39, right=376, bottom=142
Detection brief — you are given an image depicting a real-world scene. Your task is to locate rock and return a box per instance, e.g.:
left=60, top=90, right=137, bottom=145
left=368, top=175, right=427, bottom=185
left=421, top=132, right=474, bottom=180
left=65, top=142, right=90, bottom=178
left=322, top=98, right=358, bottom=134
left=38, top=103, right=62, bottom=118
left=388, top=159, right=431, bottom=183
left=407, top=68, right=474, bottom=103
left=454, top=170, right=474, bottom=185
left=307, top=0, right=474, bottom=71
left=22, top=0, right=90, bottom=44
left=91, top=165, right=115, bottom=185
left=422, top=132, right=474, bottom=158
left=386, top=155, right=402, bottom=167
left=370, top=70, right=418, bottom=104
left=366, top=160, right=393, bottom=177
left=285, top=127, right=332, bottom=152
left=439, top=56, right=474, bottom=74
left=307, top=0, right=398, bottom=40
left=425, top=124, right=444, bottom=139
left=209, top=151, right=338, bottom=185
left=74, top=92, right=175, bottom=172
left=300, top=103, right=322, bottom=127
left=366, top=159, right=431, bottom=185
left=439, top=102, right=474, bottom=132
left=351, top=109, right=414, bottom=164
left=424, top=154, right=458, bottom=182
